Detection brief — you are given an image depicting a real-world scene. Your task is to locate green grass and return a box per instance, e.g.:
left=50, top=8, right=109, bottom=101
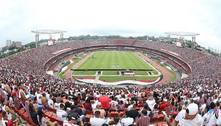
left=146, top=71, right=158, bottom=75
left=72, top=51, right=161, bottom=82
left=73, top=71, right=96, bottom=75
left=152, top=71, right=158, bottom=75
left=102, top=71, right=119, bottom=75
left=73, top=76, right=96, bottom=79
left=78, top=51, right=154, bottom=70
left=99, top=76, right=159, bottom=82
left=134, top=71, right=148, bottom=75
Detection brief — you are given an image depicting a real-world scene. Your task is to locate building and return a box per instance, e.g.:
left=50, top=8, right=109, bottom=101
left=6, top=40, right=22, bottom=48
left=6, top=40, right=12, bottom=47
left=12, top=41, right=22, bottom=48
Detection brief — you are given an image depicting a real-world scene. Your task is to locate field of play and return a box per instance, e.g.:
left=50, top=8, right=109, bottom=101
left=72, top=51, right=161, bottom=82
left=78, top=51, right=154, bottom=69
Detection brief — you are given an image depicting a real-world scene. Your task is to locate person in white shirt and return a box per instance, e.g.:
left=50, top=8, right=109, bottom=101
left=54, top=101, right=61, bottom=110
left=117, top=111, right=134, bottom=126
left=35, top=91, right=42, bottom=105
left=145, top=96, right=156, bottom=111
left=92, top=100, right=100, bottom=111
left=203, top=102, right=221, bottom=126
left=166, top=103, right=203, bottom=126
left=45, top=92, right=50, bottom=100
left=90, top=110, right=107, bottom=126
left=48, top=98, right=54, bottom=108
left=215, top=109, right=221, bottom=126
left=118, top=116, right=134, bottom=126
left=56, top=104, right=67, bottom=121
left=127, top=101, right=135, bottom=111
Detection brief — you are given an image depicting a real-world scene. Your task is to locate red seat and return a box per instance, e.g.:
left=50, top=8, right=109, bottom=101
left=157, top=122, right=168, bottom=126
left=48, top=107, right=57, bottom=113
left=43, top=111, right=63, bottom=125
left=110, top=112, right=118, bottom=117
left=27, top=117, right=37, bottom=126
left=22, top=112, right=29, bottom=119
left=0, top=113, right=2, bottom=120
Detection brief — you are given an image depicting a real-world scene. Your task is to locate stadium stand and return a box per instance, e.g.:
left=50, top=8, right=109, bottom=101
left=0, top=39, right=221, bottom=125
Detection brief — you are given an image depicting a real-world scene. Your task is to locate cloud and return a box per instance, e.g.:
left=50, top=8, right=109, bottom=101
left=0, top=0, right=220, bottom=51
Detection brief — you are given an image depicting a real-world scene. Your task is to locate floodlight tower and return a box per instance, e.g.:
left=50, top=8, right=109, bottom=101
left=165, top=32, right=200, bottom=42
left=31, top=29, right=66, bottom=47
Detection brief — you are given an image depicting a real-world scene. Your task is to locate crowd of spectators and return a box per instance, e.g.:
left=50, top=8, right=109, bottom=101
left=0, top=39, right=221, bottom=126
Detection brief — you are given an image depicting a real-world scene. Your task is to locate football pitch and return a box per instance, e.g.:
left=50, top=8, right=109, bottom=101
left=72, top=51, right=160, bottom=82
left=78, top=51, right=153, bottom=69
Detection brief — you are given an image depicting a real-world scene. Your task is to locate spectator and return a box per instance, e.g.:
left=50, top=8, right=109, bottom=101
left=119, top=111, right=134, bottom=126
left=203, top=102, right=221, bottom=126
left=41, top=93, right=48, bottom=108
left=90, top=110, right=107, bottom=126
left=168, top=103, right=203, bottom=126
left=56, top=104, right=67, bottom=121
left=29, top=102, right=40, bottom=125
left=136, top=110, right=150, bottom=126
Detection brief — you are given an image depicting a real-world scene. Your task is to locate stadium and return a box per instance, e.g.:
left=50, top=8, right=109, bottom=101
left=1, top=37, right=221, bottom=125
left=47, top=39, right=181, bottom=86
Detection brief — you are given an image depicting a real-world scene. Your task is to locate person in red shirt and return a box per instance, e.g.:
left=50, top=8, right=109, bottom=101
left=83, top=99, right=92, bottom=113
left=99, top=96, right=111, bottom=110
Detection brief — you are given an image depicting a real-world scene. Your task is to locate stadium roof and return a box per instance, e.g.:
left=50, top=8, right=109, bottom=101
left=165, top=32, right=200, bottom=36
left=31, top=29, right=66, bottom=34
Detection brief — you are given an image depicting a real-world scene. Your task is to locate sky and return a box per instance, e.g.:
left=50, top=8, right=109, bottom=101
left=0, top=0, right=221, bottom=51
